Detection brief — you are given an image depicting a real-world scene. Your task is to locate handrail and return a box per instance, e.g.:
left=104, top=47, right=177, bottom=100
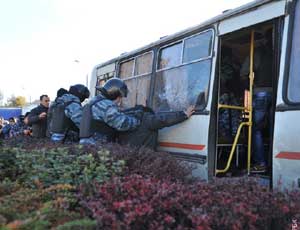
left=218, top=104, right=247, bottom=111
left=216, top=122, right=249, bottom=174
left=216, top=30, right=255, bottom=175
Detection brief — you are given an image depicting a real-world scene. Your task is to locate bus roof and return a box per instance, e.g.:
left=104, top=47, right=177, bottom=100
left=95, top=0, right=276, bottom=69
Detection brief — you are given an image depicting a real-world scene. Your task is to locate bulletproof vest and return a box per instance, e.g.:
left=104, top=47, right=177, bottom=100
left=79, top=97, right=116, bottom=141
left=50, top=100, right=79, bottom=134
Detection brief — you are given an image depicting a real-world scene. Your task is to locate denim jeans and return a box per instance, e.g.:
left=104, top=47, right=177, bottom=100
left=252, top=91, right=272, bottom=166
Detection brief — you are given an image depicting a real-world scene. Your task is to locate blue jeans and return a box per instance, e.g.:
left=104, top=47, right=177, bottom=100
left=252, top=91, right=272, bottom=166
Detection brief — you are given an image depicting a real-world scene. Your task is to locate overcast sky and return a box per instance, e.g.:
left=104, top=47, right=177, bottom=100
left=0, top=0, right=252, bottom=103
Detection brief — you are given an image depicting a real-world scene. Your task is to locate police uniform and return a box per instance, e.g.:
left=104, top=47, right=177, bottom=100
left=50, top=93, right=82, bottom=142
left=80, top=93, right=140, bottom=144
left=119, top=106, right=188, bottom=150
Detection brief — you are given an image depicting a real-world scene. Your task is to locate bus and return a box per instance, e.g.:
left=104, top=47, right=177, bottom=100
left=89, top=0, right=300, bottom=189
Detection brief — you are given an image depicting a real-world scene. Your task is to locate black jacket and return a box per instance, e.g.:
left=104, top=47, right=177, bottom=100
left=118, top=106, right=188, bottom=149
left=28, top=104, right=48, bottom=138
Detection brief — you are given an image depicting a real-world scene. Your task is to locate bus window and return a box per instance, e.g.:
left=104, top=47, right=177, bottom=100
left=95, top=64, right=116, bottom=96
left=135, top=52, right=153, bottom=75
left=120, top=52, right=153, bottom=108
left=158, top=42, right=182, bottom=70
left=154, top=30, right=213, bottom=112
left=287, top=0, right=300, bottom=103
left=183, top=30, right=213, bottom=63
left=153, top=60, right=211, bottom=111
left=136, top=75, right=151, bottom=105
left=123, top=79, right=137, bottom=108
left=119, top=60, right=134, bottom=79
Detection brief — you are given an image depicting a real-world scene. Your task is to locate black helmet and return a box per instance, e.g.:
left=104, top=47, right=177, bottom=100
left=96, top=78, right=128, bottom=100
left=69, top=84, right=90, bottom=102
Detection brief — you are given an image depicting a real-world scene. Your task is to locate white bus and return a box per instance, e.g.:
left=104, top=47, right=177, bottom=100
left=89, top=0, right=300, bottom=189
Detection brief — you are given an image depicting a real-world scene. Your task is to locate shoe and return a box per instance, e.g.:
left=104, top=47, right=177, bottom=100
left=251, top=164, right=267, bottom=173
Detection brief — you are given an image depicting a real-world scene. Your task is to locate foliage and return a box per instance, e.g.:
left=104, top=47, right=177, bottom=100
left=79, top=175, right=300, bottom=230
left=0, top=183, right=83, bottom=229
left=15, top=96, right=27, bottom=107
left=0, top=145, right=124, bottom=188
left=5, top=95, right=26, bottom=107
left=0, top=90, right=3, bottom=106
left=102, top=143, right=195, bottom=183
left=56, top=219, right=97, bottom=230
left=1, top=138, right=300, bottom=229
left=2, top=137, right=195, bottom=183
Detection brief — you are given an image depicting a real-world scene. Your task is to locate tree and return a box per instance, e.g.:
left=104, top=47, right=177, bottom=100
left=15, top=96, right=27, bottom=107
left=6, top=95, right=27, bottom=107
left=0, top=90, right=3, bottom=106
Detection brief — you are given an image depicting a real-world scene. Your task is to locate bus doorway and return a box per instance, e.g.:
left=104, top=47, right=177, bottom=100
left=215, top=22, right=280, bottom=178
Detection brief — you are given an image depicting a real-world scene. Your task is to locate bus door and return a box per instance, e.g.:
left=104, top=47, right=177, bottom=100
left=273, top=0, right=300, bottom=190
left=154, top=29, right=217, bottom=180
left=215, top=0, right=287, bottom=178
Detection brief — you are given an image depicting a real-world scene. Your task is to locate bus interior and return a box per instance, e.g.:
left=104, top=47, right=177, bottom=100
left=216, top=21, right=280, bottom=177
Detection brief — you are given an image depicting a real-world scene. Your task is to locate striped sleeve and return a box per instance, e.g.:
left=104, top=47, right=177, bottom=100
left=92, top=100, right=140, bottom=131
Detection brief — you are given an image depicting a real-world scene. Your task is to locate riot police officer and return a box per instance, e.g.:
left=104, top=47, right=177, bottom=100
left=50, top=84, right=90, bottom=142
left=79, top=78, right=140, bottom=145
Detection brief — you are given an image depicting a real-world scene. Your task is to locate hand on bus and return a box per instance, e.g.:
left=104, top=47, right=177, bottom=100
left=184, top=105, right=195, bottom=118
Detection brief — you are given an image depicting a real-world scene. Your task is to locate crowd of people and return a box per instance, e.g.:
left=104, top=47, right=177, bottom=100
left=0, top=78, right=195, bottom=150
left=0, top=113, right=32, bottom=139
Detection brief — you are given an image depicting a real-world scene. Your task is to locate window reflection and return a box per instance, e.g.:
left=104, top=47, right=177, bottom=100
left=153, top=60, right=211, bottom=111
left=135, top=52, right=153, bottom=75
left=183, top=31, right=213, bottom=63
left=121, top=75, right=151, bottom=108
left=288, top=0, right=300, bottom=103
left=158, top=43, right=182, bottom=70
left=119, top=60, right=134, bottom=79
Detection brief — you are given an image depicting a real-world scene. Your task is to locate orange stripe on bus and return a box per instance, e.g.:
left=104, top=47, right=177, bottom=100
left=159, top=142, right=205, bottom=150
left=275, top=152, right=300, bottom=160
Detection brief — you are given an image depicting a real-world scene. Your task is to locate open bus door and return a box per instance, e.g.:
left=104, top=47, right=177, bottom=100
left=273, top=0, right=300, bottom=189
left=214, top=1, right=287, bottom=183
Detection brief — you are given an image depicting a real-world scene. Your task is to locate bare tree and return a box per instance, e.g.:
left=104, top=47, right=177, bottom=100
left=0, top=90, right=3, bottom=106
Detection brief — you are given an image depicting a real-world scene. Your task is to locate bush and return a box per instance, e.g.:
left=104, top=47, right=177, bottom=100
left=2, top=138, right=300, bottom=230
left=79, top=175, right=300, bottom=230
left=104, top=143, right=195, bottom=183
left=0, top=145, right=124, bottom=188
left=0, top=184, right=83, bottom=229
left=56, top=219, right=97, bottom=230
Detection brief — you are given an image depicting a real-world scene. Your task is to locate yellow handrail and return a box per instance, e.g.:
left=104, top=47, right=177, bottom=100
left=216, top=30, right=255, bottom=175
left=218, top=104, right=247, bottom=111
left=216, top=122, right=249, bottom=174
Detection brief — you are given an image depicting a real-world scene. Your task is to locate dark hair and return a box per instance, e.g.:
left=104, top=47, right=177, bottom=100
left=56, top=88, right=68, bottom=98
left=40, top=94, right=49, bottom=101
left=9, top=117, right=16, bottom=122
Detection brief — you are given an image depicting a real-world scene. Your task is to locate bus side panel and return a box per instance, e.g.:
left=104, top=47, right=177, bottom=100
left=157, top=111, right=209, bottom=179
left=273, top=112, right=300, bottom=189
left=273, top=7, right=300, bottom=190
left=219, top=0, right=286, bottom=35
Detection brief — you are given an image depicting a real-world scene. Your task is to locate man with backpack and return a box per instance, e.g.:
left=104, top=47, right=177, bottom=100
left=49, top=84, right=90, bottom=143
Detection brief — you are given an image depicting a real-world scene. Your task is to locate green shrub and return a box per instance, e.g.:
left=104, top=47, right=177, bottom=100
left=56, top=219, right=97, bottom=230
left=0, top=146, right=124, bottom=188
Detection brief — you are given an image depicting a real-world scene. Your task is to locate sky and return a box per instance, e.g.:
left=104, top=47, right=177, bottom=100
left=0, top=0, right=252, bottom=104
